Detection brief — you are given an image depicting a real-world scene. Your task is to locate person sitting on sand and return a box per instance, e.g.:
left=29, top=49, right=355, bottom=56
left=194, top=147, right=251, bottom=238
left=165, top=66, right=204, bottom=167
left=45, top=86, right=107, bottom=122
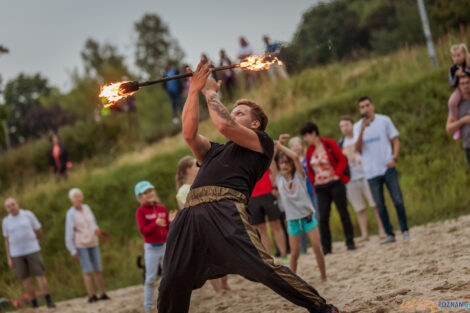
left=65, top=188, right=110, bottom=303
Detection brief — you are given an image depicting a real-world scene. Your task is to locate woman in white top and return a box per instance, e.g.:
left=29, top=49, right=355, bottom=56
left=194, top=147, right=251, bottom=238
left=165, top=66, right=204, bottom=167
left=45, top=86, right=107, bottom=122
left=65, top=188, right=110, bottom=303
left=271, top=137, right=326, bottom=280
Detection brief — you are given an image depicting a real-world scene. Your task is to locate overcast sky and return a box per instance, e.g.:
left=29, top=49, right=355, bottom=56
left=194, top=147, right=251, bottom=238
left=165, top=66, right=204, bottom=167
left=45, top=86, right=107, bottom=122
left=0, top=0, right=317, bottom=91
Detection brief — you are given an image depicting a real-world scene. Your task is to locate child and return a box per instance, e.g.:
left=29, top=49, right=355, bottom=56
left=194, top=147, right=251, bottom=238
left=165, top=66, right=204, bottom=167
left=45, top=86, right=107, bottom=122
left=271, top=138, right=327, bottom=281
left=135, top=181, right=170, bottom=312
left=448, top=43, right=470, bottom=139
left=175, top=156, right=199, bottom=210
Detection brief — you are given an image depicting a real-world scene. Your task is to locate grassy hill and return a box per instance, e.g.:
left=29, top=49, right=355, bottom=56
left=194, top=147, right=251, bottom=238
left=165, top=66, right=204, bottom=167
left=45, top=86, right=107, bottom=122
left=1, top=29, right=469, bottom=303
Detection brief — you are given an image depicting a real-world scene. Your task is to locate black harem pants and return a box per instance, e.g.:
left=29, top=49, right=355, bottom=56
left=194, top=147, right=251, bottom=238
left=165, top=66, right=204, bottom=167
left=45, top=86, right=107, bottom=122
left=157, top=186, right=328, bottom=312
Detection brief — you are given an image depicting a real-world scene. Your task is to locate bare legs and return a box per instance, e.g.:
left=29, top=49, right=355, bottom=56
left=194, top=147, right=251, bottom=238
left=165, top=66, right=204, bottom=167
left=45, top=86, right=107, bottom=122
left=209, top=276, right=230, bottom=294
left=22, top=277, right=36, bottom=300
left=256, top=220, right=287, bottom=256
left=357, top=207, right=387, bottom=240
left=289, top=228, right=326, bottom=281
left=357, top=209, right=369, bottom=240
left=83, top=271, right=106, bottom=297
left=270, top=220, right=287, bottom=256
left=288, top=235, right=301, bottom=273
left=306, top=228, right=327, bottom=281
left=36, top=276, right=51, bottom=295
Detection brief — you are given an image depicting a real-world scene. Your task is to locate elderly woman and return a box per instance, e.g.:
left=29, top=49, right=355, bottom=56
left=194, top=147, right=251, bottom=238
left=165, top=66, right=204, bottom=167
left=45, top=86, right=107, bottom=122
left=65, top=188, right=110, bottom=303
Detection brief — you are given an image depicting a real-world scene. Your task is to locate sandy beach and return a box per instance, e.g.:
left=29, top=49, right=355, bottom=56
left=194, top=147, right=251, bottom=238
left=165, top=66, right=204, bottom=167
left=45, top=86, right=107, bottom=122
left=15, top=215, right=470, bottom=313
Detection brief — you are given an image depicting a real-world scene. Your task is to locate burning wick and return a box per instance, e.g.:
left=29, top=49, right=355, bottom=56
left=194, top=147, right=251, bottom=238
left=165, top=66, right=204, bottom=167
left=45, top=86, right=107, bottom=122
left=99, top=54, right=283, bottom=107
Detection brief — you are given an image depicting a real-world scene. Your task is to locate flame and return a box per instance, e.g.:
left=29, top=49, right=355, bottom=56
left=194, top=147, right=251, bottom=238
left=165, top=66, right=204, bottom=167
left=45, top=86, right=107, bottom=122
left=239, top=54, right=284, bottom=71
left=99, top=81, right=137, bottom=107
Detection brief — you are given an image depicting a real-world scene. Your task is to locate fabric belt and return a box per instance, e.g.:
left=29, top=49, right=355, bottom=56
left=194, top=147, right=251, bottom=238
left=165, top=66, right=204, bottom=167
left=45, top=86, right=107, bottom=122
left=185, top=186, right=247, bottom=208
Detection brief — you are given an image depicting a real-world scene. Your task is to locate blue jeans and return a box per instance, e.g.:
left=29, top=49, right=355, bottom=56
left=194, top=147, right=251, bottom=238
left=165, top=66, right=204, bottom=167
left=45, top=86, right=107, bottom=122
left=367, top=167, right=409, bottom=237
left=144, top=243, right=166, bottom=311
left=168, top=92, right=183, bottom=118
left=77, top=246, right=101, bottom=273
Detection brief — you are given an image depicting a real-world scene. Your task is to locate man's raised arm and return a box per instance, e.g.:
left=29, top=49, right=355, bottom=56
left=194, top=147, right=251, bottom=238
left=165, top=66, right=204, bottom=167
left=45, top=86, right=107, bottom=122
left=202, top=84, right=264, bottom=154
left=182, top=60, right=212, bottom=164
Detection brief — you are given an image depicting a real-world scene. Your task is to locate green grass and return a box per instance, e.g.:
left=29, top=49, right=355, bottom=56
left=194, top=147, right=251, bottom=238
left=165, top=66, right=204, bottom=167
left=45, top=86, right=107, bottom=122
left=1, top=29, right=470, bottom=304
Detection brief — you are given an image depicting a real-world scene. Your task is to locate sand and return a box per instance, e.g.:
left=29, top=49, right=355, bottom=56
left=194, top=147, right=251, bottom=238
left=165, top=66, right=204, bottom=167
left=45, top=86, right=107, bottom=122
left=14, top=215, right=470, bottom=313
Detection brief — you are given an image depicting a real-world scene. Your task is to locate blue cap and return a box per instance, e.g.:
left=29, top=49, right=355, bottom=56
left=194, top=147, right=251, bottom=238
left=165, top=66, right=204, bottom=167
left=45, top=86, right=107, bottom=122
left=134, top=181, right=155, bottom=197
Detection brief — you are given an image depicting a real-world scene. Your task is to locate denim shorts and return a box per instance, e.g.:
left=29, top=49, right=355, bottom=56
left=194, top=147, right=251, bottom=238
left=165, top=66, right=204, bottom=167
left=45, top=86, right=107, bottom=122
left=77, top=246, right=102, bottom=273
left=287, top=215, right=318, bottom=236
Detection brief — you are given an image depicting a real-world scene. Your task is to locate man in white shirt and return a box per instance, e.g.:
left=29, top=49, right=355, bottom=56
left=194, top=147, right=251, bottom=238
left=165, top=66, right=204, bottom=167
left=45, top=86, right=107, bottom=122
left=354, top=96, right=410, bottom=244
left=2, top=197, right=55, bottom=308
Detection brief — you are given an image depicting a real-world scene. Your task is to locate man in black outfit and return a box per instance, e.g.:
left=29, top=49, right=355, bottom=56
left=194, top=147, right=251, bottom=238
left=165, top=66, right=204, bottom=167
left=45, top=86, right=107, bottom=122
left=157, top=58, right=340, bottom=313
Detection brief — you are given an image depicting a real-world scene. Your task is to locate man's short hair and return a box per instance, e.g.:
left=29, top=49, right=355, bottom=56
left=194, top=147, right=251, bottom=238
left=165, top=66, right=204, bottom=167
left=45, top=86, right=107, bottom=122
left=234, top=99, right=268, bottom=131
left=357, top=96, right=372, bottom=105
left=339, top=115, right=354, bottom=124
left=300, top=122, right=320, bottom=136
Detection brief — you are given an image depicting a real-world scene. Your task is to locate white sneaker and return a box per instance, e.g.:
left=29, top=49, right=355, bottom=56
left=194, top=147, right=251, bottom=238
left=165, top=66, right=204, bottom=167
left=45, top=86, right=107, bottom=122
left=172, top=117, right=180, bottom=124
left=402, top=231, right=410, bottom=241
left=380, top=235, right=396, bottom=245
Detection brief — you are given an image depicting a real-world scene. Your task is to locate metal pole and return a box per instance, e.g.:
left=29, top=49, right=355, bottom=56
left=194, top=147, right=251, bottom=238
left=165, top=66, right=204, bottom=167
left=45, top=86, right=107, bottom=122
left=417, top=0, right=438, bottom=68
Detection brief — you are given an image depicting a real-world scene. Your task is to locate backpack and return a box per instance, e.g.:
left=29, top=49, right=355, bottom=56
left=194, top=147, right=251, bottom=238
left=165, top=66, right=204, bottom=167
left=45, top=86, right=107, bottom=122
left=325, top=140, right=351, bottom=179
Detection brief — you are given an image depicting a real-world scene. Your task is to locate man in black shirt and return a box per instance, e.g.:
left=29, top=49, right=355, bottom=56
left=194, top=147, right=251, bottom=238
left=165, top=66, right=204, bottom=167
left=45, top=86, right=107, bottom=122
left=157, top=58, right=339, bottom=313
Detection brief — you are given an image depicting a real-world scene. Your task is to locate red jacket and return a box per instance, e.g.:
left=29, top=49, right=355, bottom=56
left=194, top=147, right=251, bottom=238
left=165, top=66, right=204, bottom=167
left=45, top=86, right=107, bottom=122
left=305, top=137, right=350, bottom=186
left=136, top=203, right=170, bottom=244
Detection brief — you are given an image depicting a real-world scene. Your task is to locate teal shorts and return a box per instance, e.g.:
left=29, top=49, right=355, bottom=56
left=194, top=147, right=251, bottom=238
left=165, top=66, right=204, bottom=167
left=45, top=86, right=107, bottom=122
left=287, top=215, right=318, bottom=236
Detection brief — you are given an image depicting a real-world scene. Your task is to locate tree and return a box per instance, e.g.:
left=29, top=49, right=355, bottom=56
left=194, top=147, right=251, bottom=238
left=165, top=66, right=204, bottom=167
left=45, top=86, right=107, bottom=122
left=429, top=0, right=470, bottom=33
left=3, top=73, right=51, bottom=144
left=25, top=103, right=76, bottom=137
left=134, top=14, right=185, bottom=78
left=81, top=38, right=131, bottom=83
left=284, top=1, right=368, bottom=72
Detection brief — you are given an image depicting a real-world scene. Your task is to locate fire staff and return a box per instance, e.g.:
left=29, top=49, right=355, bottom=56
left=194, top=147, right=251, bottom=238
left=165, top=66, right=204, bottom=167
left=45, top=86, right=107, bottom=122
left=157, top=58, right=341, bottom=313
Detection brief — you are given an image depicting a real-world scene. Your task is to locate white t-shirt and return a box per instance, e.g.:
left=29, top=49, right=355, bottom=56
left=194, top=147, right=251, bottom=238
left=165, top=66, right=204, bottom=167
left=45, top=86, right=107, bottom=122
left=2, top=209, right=41, bottom=257
left=276, top=172, right=315, bottom=221
left=353, top=114, right=399, bottom=179
left=238, top=44, right=254, bottom=58
left=342, top=135, right=365, bottom=181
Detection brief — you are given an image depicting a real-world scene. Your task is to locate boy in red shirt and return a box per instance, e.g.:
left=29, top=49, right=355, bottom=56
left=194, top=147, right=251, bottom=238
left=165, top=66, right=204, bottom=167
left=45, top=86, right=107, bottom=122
left=135, top=181, right=170, bottom=312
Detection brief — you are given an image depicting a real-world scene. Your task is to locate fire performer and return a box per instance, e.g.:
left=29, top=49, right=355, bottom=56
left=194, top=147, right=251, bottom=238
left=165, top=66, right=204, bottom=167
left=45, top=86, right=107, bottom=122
left=157, top=58, right=340, bottom=313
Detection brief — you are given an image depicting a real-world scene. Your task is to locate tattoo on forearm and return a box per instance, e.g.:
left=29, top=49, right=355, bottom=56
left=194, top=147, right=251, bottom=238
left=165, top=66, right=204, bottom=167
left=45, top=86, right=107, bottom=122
left=207, top=94, right=236, bottom=126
